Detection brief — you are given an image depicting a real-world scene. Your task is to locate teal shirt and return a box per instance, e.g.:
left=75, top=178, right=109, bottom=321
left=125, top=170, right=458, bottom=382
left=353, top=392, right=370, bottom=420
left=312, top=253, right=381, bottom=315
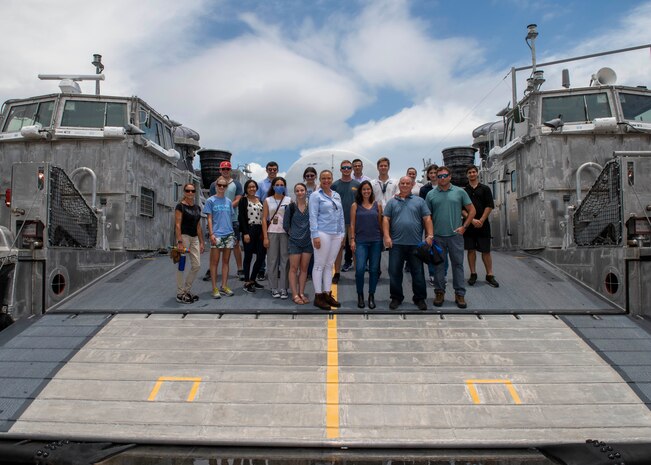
left=426, top=185, right=472, bottom=237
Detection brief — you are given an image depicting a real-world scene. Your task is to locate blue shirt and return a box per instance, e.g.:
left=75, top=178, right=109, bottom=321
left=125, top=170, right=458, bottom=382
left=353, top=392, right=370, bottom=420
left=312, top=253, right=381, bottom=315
left=256, top=177, right=274, bottom=202
left=209, top=179, right=243, bottom=222
left=203, top=196, right=234, bottom=237
left=383, top=194, right=431, bottom=245
left=309, top=188, right=345, bottom=238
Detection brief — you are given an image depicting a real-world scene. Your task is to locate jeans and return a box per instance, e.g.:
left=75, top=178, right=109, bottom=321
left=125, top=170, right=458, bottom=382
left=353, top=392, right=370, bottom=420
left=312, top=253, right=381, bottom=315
left=434, top=234, right=465, bottom=296
left=388, top=244, right=427, bottom=302
left=354, top=240, right=382, bottom=294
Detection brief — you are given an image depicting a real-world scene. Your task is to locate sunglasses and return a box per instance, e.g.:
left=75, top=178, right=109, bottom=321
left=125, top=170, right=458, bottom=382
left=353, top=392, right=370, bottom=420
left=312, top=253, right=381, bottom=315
left=217, top=184, right=228, bottom=188
left=341, top=166, right=352, bottom=170
left=221, top=168, right=231, bottom=171
left=304, top=174, right=316, bottom=178
left=437, top=173, right=450, bottom=179
left=184, top=189, right=195, bottom=193
left=267, top=167, right=278, bottom=171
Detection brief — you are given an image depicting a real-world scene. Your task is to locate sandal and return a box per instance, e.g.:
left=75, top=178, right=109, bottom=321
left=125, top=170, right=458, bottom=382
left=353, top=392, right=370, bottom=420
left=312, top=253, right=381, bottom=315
left=300, top=294, right=310, bottom=304
left=293, top=295, right=305, bottom=305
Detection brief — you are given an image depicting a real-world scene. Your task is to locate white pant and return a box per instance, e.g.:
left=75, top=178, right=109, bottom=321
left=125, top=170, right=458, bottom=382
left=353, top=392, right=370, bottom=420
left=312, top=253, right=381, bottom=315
left=312, top=232, right=343, bottom=293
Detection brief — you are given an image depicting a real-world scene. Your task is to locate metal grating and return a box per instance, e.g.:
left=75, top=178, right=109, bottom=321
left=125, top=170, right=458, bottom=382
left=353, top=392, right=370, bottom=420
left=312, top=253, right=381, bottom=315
left=573, top=160, right=622, bottom=246
left=140, top=186, right=155, bottom=217
left=48, top=166, right=98, bottom=248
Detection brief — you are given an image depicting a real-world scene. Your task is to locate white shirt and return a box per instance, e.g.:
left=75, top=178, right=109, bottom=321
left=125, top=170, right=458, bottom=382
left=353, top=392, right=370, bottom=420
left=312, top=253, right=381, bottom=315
left=371, top=178, right=398, bottom=208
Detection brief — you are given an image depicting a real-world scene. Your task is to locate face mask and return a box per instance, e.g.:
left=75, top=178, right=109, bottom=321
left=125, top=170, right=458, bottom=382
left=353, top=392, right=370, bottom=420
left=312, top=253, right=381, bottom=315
left=273, top=186, right=286, bottom=195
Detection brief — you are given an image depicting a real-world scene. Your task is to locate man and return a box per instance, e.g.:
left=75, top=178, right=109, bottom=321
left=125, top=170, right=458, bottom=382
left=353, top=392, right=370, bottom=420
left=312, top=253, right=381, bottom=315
left=407, top=167, right=423, bottom=195
left=332, top=160, right=360, bottom=281
left=464, top=165, right=499, bottom=288
left=383, top=176, right=434, bottom=311
left=257, top=161, right=279, bottom=202
left=371, top=157, right=397, bottom=208
left=352, top=158, right=371, bottom=183
left=426, top=166, right=476, bottom=309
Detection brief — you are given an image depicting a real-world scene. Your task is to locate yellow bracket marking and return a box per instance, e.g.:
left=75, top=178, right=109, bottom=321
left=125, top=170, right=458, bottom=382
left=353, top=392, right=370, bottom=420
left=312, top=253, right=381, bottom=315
left=465, top=379, right=522, bottom=405
left=148, top=376, right=202, bottom=402
left=326, top=314, right=340, bottom=438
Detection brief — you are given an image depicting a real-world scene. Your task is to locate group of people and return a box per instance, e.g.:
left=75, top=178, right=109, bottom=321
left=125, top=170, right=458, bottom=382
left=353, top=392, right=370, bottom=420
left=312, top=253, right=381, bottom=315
left=174, top=157, right=499, bottom=310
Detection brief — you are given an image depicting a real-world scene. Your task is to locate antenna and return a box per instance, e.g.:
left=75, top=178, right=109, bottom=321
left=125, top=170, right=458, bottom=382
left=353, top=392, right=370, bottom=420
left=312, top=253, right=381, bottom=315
left=91, top=54, right=104, bottom=95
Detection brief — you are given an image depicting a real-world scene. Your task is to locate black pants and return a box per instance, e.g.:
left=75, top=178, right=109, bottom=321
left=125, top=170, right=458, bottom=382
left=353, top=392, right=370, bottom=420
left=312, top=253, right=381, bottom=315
left=243, top=224, right=266, bottom=282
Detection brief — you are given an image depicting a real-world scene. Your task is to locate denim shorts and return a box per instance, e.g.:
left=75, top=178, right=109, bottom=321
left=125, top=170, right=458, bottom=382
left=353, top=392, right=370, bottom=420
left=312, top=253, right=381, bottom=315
left=288, top=241, right=314, bottom=255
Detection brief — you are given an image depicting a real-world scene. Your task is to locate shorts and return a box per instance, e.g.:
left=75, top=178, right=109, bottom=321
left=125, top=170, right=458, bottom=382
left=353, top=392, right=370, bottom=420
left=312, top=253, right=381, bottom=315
left=289, top=241, right=314, bottom=255
left=211, top=233, right=235, bottom=249
left=464, top=234, right=491, bottom=253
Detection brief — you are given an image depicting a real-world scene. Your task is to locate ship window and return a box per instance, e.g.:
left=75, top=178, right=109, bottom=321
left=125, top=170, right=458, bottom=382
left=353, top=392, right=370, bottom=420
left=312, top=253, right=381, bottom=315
left=491, top=180, right=497, bottom=200
left=541, top=93, right=611, bottom=123
left=510, top=170, right=517, bottom=193
left=619, top=93, right=651, bottom=121
left=139, top=113, right=173, bottom=149
left=2, top=100, right=55, bottom=132
left=140, top=187, right=155, bottom=218
left=61, top=101, right=127, bottom=128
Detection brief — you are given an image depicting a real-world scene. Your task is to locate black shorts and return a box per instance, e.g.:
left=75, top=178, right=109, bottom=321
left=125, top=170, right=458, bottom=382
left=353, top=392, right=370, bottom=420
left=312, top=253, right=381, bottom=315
left=464, top=234, right=491, bottom=253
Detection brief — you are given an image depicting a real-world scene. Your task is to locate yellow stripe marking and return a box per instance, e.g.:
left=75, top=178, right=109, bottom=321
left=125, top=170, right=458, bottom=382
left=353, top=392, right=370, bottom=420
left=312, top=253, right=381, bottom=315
left=148, top=376, right=202, bottom=402
left=465, top=379, right=522, bottom=405
left=326, top=308, right=340, bottom=438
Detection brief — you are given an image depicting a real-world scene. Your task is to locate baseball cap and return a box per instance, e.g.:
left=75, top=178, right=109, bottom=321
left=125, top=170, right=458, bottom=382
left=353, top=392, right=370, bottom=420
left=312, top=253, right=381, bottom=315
left=220, top=161, right=232, bottom=169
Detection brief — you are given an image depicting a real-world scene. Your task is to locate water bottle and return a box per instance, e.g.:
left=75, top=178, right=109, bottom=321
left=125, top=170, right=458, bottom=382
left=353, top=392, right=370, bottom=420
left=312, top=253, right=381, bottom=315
left=178, top=254, right=186, bottom=271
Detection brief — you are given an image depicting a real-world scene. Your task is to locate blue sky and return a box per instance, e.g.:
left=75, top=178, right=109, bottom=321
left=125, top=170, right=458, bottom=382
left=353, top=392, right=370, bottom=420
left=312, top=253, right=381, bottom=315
left=2, top=0, right=651, bottom=180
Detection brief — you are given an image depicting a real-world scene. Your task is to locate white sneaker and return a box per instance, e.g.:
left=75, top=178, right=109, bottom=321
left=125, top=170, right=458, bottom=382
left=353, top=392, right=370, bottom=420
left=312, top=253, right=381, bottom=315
left=271, top=289, right=281, bottom=298
left=212, top=288, right=221, bottom=299
left=280, top=289, right=289, bottom=299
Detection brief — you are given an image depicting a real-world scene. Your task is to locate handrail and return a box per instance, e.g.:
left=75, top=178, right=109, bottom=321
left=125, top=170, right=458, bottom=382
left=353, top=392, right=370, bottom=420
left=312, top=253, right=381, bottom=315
left=576, top=162, right=602, bottom=205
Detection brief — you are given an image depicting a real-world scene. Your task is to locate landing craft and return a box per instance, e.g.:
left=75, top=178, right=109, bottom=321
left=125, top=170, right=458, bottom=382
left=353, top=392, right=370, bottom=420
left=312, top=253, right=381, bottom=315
left=1, top=28, right=651, bottom=464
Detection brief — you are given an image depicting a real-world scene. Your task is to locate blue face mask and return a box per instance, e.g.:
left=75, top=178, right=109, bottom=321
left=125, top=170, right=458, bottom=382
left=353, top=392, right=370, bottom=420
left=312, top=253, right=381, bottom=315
left=273, top=186, right=286, bottom=195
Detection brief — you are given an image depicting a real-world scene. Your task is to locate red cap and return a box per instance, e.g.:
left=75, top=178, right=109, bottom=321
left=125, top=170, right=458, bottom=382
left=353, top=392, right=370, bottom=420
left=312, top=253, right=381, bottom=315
left=220, top=161, right=232, bottom=169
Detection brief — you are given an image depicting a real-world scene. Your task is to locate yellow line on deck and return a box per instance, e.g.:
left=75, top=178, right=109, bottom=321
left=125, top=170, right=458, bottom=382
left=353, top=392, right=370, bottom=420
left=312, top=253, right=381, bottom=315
left=148, top=376, right=202, bottom=402
left=326, top=282, right=340, bottom=438
left=465, top=379, right=522, bottom=405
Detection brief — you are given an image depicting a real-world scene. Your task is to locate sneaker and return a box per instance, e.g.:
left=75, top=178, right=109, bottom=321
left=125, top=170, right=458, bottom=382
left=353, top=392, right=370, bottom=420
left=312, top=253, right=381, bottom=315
left=455, top=294, right=467, bottom=309
left=237, top=269, right=245, bottom=281
left=433, top=291, right=445, bottom=307
left=271, top=289, right=281, bottom=298
left=212, top=288, right=221, bottom=299
left=188, top=292, right=199, bottom=302
left=389, top=299, right=401, bottom=310
left=243, top=283, right=255, bottom=294
left=428, top=276, right=435, bottom=287
left=414, top=299, right=427, bottom=311
left=202, top=270, right=211, bottom=282
left=486, top=275, right=500, bottom=288
left=468, top=273, right=477, bottom=286
left=341, top=263, right=353, bottom=272
left=332, top=273, right=340, bottom=284
left=176, top=293, right=193, bottom=304
left=280, top=289, right=289, bottom=299
left=220, top=286, right=234, bottom=297
left=253, top=282, right=264, bottom=290
left=256, top=272, right=267, bottom=281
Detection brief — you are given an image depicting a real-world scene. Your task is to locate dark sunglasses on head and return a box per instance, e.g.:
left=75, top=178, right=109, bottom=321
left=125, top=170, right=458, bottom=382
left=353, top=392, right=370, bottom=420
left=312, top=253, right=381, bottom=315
left=185, top=189, right=196, bottom=193
left=437, top=173, right=450, bottom=179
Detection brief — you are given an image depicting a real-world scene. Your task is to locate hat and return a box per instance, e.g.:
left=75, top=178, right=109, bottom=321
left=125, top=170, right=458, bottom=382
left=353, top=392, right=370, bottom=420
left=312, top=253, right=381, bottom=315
left=220, top=161, right=232, bottom=169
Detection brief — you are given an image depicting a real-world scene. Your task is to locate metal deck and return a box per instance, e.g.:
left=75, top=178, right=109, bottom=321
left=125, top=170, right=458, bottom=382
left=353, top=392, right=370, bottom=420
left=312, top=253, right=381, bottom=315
left=1, top=251, right=650, bottom=450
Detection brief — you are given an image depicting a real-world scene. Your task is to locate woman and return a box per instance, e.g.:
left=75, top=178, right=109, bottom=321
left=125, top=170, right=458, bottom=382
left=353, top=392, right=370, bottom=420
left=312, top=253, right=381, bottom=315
left=238, top=179, right=266, bottom=294
left=203, top=176, right=235, bottom=299
left=309, top=170, right=345, bottom=310
left=303, top=167, right=318, bottom=195
left=262, top=176, right=291, bottom=299
left=349, top=180, right=382, bottom=309
left=283, top=183, right=313, bottom=305
left=174, top=183, right=205, bottom=303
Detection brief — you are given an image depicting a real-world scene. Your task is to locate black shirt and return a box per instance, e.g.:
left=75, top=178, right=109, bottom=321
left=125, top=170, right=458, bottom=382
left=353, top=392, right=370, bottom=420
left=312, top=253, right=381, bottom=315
left=175, top=203, right=202, bottom=236
left=464, top=183, right=494, bottom=235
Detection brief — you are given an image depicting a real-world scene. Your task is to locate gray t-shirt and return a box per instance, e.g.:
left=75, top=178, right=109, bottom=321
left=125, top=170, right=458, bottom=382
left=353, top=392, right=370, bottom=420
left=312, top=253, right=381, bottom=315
left=332, top=179, right=360, bottom=225
left=383, top=195, right=431, bottom=245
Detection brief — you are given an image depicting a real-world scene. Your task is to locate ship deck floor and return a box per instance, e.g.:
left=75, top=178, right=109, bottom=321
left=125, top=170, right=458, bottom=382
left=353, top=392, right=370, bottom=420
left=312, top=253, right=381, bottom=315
left=2, top=251, right=651, bottom=449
